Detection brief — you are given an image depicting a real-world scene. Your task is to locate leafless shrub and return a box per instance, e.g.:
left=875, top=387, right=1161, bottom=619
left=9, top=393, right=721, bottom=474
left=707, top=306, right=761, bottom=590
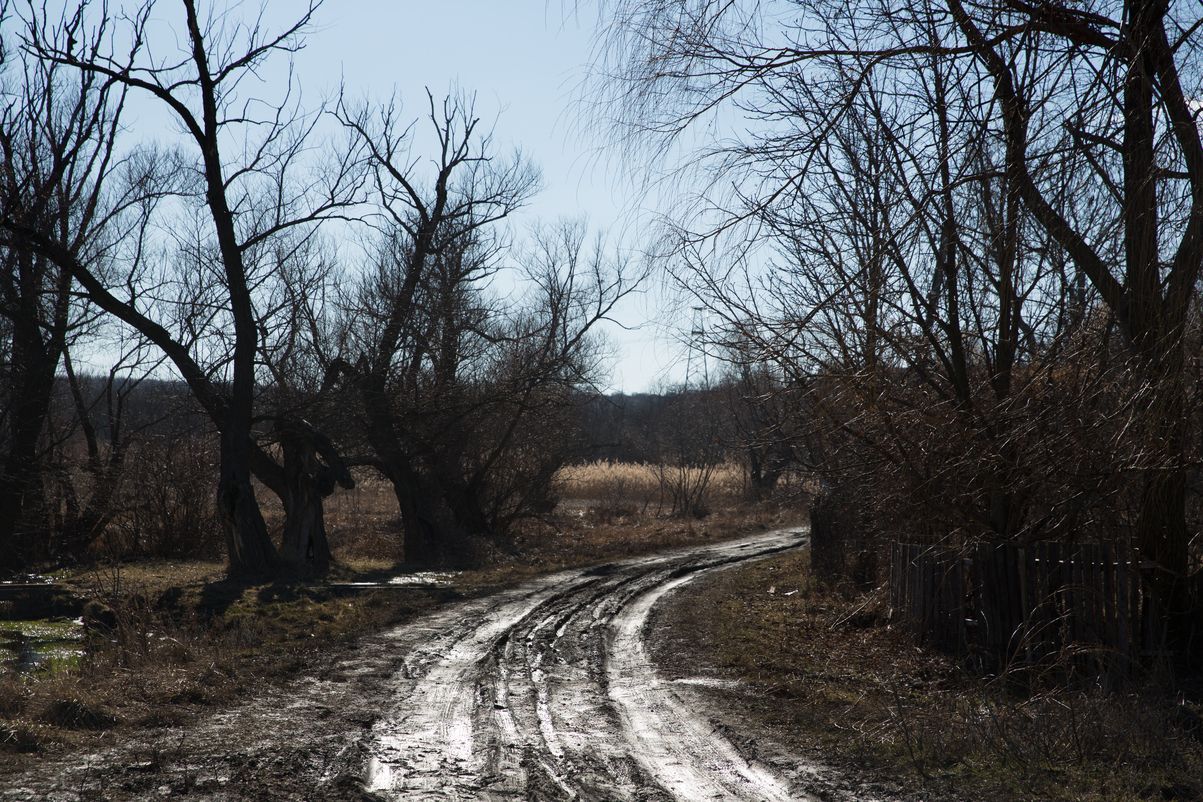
left=647, top=459, right=715, bottom=519
left=106, top=437, right=221, bottom=561
left=641, top=388, right=728, bottom=518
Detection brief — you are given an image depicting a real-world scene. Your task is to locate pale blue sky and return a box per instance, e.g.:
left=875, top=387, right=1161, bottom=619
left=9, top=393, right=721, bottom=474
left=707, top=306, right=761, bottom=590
left=28, top=0, right=693, bottom=391
left=284, top=1, right=686, bottom=391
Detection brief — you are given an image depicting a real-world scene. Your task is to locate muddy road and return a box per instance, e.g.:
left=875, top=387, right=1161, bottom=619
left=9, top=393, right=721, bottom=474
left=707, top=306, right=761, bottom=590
left=3, top=529, right=870, bottom=801
left=363, top=529, right=812, bottom=801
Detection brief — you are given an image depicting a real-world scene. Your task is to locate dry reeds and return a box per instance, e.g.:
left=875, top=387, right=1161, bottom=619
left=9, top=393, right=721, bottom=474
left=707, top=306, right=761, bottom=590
left=555, top=460, right=746, bottom=516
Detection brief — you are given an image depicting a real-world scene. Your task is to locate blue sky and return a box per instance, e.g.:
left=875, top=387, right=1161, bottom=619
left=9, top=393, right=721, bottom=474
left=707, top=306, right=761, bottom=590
left=25, top=0, right=692, bottom=391
left=286, top=1, right=686, bottom=391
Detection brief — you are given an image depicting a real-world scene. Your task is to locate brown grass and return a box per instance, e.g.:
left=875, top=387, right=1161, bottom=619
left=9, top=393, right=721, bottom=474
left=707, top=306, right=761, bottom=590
left=323, top=472, right=404, bottom=563
left=3, top=461, right=806, bottom=768
left=250, top=470, right=404, bottom=565
left=496, top=503, right=803, bottom=583
left=555, top=460, right=747, bottom=512
left=0, top=560, right=452, bottom=762
left=653, top=548, right=1203, bottom=802
left=316, top=461, right=787, bottom=564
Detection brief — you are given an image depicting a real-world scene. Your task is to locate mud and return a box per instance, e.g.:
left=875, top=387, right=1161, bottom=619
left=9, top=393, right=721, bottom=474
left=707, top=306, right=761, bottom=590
left=1, top=529, right=880, bottom=801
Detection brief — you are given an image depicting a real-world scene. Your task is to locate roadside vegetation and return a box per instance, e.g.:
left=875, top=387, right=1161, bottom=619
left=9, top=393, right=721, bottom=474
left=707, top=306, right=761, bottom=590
left=590, top=0, right=1203, bottom=798
left=654, top=549, right=1203, bottom=802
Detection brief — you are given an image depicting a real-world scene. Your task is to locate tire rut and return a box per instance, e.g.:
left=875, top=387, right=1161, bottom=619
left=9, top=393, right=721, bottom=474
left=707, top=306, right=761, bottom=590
left=364, top=529, right=813, bottom=801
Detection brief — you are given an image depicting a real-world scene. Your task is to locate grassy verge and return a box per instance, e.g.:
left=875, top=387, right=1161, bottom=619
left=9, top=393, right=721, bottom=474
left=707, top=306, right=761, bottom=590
left=499, top=501, right=798, bottom=576
left=0, top=560, right=453, bottom=762
left=651, top=548, right=1203, bottom=802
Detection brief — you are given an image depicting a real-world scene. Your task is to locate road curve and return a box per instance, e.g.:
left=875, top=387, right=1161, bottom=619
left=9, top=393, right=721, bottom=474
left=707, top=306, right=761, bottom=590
left=363, top=528, right=815, bottom=801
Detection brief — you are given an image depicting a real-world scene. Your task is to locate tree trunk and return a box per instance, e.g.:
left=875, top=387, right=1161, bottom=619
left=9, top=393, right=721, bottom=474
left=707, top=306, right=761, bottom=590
left=56, top=458, right=123, bottom=562
left=0, top=331, right=58, bottom=571
left=387, top=467, right=473, bottom=567
left=748, top=450, right=785, bottom=501
left=278, top=426, right=332, bottom=574
left=354, top=369, right=473, bottom=566
left=1132, top=371, right=1192, bottom=657
left=279, top=488, right=331, bottom=573
left=0, top=450, right=45, bottom=571
left=217, top=427, right=276, bottom=577
left=0, top=467, right=41, bottom=572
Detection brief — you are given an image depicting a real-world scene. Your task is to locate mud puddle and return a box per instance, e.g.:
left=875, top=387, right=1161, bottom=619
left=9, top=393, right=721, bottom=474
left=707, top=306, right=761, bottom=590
left=0, top=618, right=85, bottom=675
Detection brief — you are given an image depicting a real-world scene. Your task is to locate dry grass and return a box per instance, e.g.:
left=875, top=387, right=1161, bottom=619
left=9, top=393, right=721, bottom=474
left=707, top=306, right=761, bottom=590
left=653, top=548, right=1203, bottom=802
left=555, top=460, right=747, bottom=514
left=323, top=472, right=403, bottom=563
left=55, top=560, right=226, bottom=595
left=498, top=504, right=804, bottom=582
left=499, top=460, right=808, bottom=575
left=0, top=559, right=452, bottom=761
left=2, top=461, right=806, bottom=767
left=253, top=469, right=402, bottom=564
left=316, top=461, right=780, bottom=561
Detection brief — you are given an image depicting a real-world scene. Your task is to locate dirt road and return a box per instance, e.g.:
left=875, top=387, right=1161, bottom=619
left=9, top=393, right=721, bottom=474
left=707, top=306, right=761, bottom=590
left=363, top=529, right=811, bottom=801
left=3, top=529, right=858, bottom=801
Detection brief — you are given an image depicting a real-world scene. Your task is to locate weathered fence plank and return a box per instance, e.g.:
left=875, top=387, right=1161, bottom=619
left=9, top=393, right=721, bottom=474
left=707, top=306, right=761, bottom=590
left=890, top=540, right=1147, bottom=679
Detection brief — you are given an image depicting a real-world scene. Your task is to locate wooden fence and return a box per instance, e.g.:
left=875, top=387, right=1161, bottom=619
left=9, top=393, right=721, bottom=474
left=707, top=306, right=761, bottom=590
left=889, top=541, right=1164, bottom=676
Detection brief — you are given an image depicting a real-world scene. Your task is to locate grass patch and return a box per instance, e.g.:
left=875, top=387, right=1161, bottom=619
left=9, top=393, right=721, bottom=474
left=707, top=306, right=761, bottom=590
left=652, top=548, right=1203, bottom=802
left=484, top=501, right=803, bottom=585
left=0, top=562, right=453, bottom=766
left=556, top=460, right=747, bottom=511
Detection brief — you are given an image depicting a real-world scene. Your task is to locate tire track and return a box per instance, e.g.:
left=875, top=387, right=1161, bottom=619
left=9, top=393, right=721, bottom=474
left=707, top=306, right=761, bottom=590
left=364, top=529, right=814, bottom=801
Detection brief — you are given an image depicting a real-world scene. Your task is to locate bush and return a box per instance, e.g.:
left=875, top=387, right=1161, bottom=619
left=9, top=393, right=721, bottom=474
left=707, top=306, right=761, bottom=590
left=809, top=483, right=877, bottom=588
left=105, top=436, right=222, bottom=560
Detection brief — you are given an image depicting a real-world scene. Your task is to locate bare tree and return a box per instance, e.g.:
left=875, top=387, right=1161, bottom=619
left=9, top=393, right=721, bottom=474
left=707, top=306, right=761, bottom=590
left=331, top=89, right=643, bottom=563
left=3, top=0, right=367, bottom=575
left=645, top=384, right=726, bottom=517
left=714, top=358, right=807, bottom=500
left=330, top=92, right=539, bottom=564
left=944, top=0, right=1203, bottom=653
left=595, top=0, right=1203, bottom=655
left=46, top=335, right=165, bottom=560
left=329, top=110, right=635, bottom=562
left=0, top=2, right=124, bottom=569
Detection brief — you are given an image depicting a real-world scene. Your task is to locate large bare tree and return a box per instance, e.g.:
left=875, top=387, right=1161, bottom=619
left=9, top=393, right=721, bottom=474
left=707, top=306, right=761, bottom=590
left=0, top=1, right=128, bottom=569
left=332, top=93, right=635, bottom=563
left=2, top=0, right=366, bottom=575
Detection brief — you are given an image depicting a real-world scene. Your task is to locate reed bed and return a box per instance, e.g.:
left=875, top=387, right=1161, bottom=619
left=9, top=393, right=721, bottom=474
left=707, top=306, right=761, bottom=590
left=555, top=460, right=747, bottom=511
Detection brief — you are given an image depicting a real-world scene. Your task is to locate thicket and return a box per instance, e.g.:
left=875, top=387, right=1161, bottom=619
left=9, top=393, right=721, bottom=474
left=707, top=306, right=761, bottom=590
left=594, top=0, right=1203, bottom=671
